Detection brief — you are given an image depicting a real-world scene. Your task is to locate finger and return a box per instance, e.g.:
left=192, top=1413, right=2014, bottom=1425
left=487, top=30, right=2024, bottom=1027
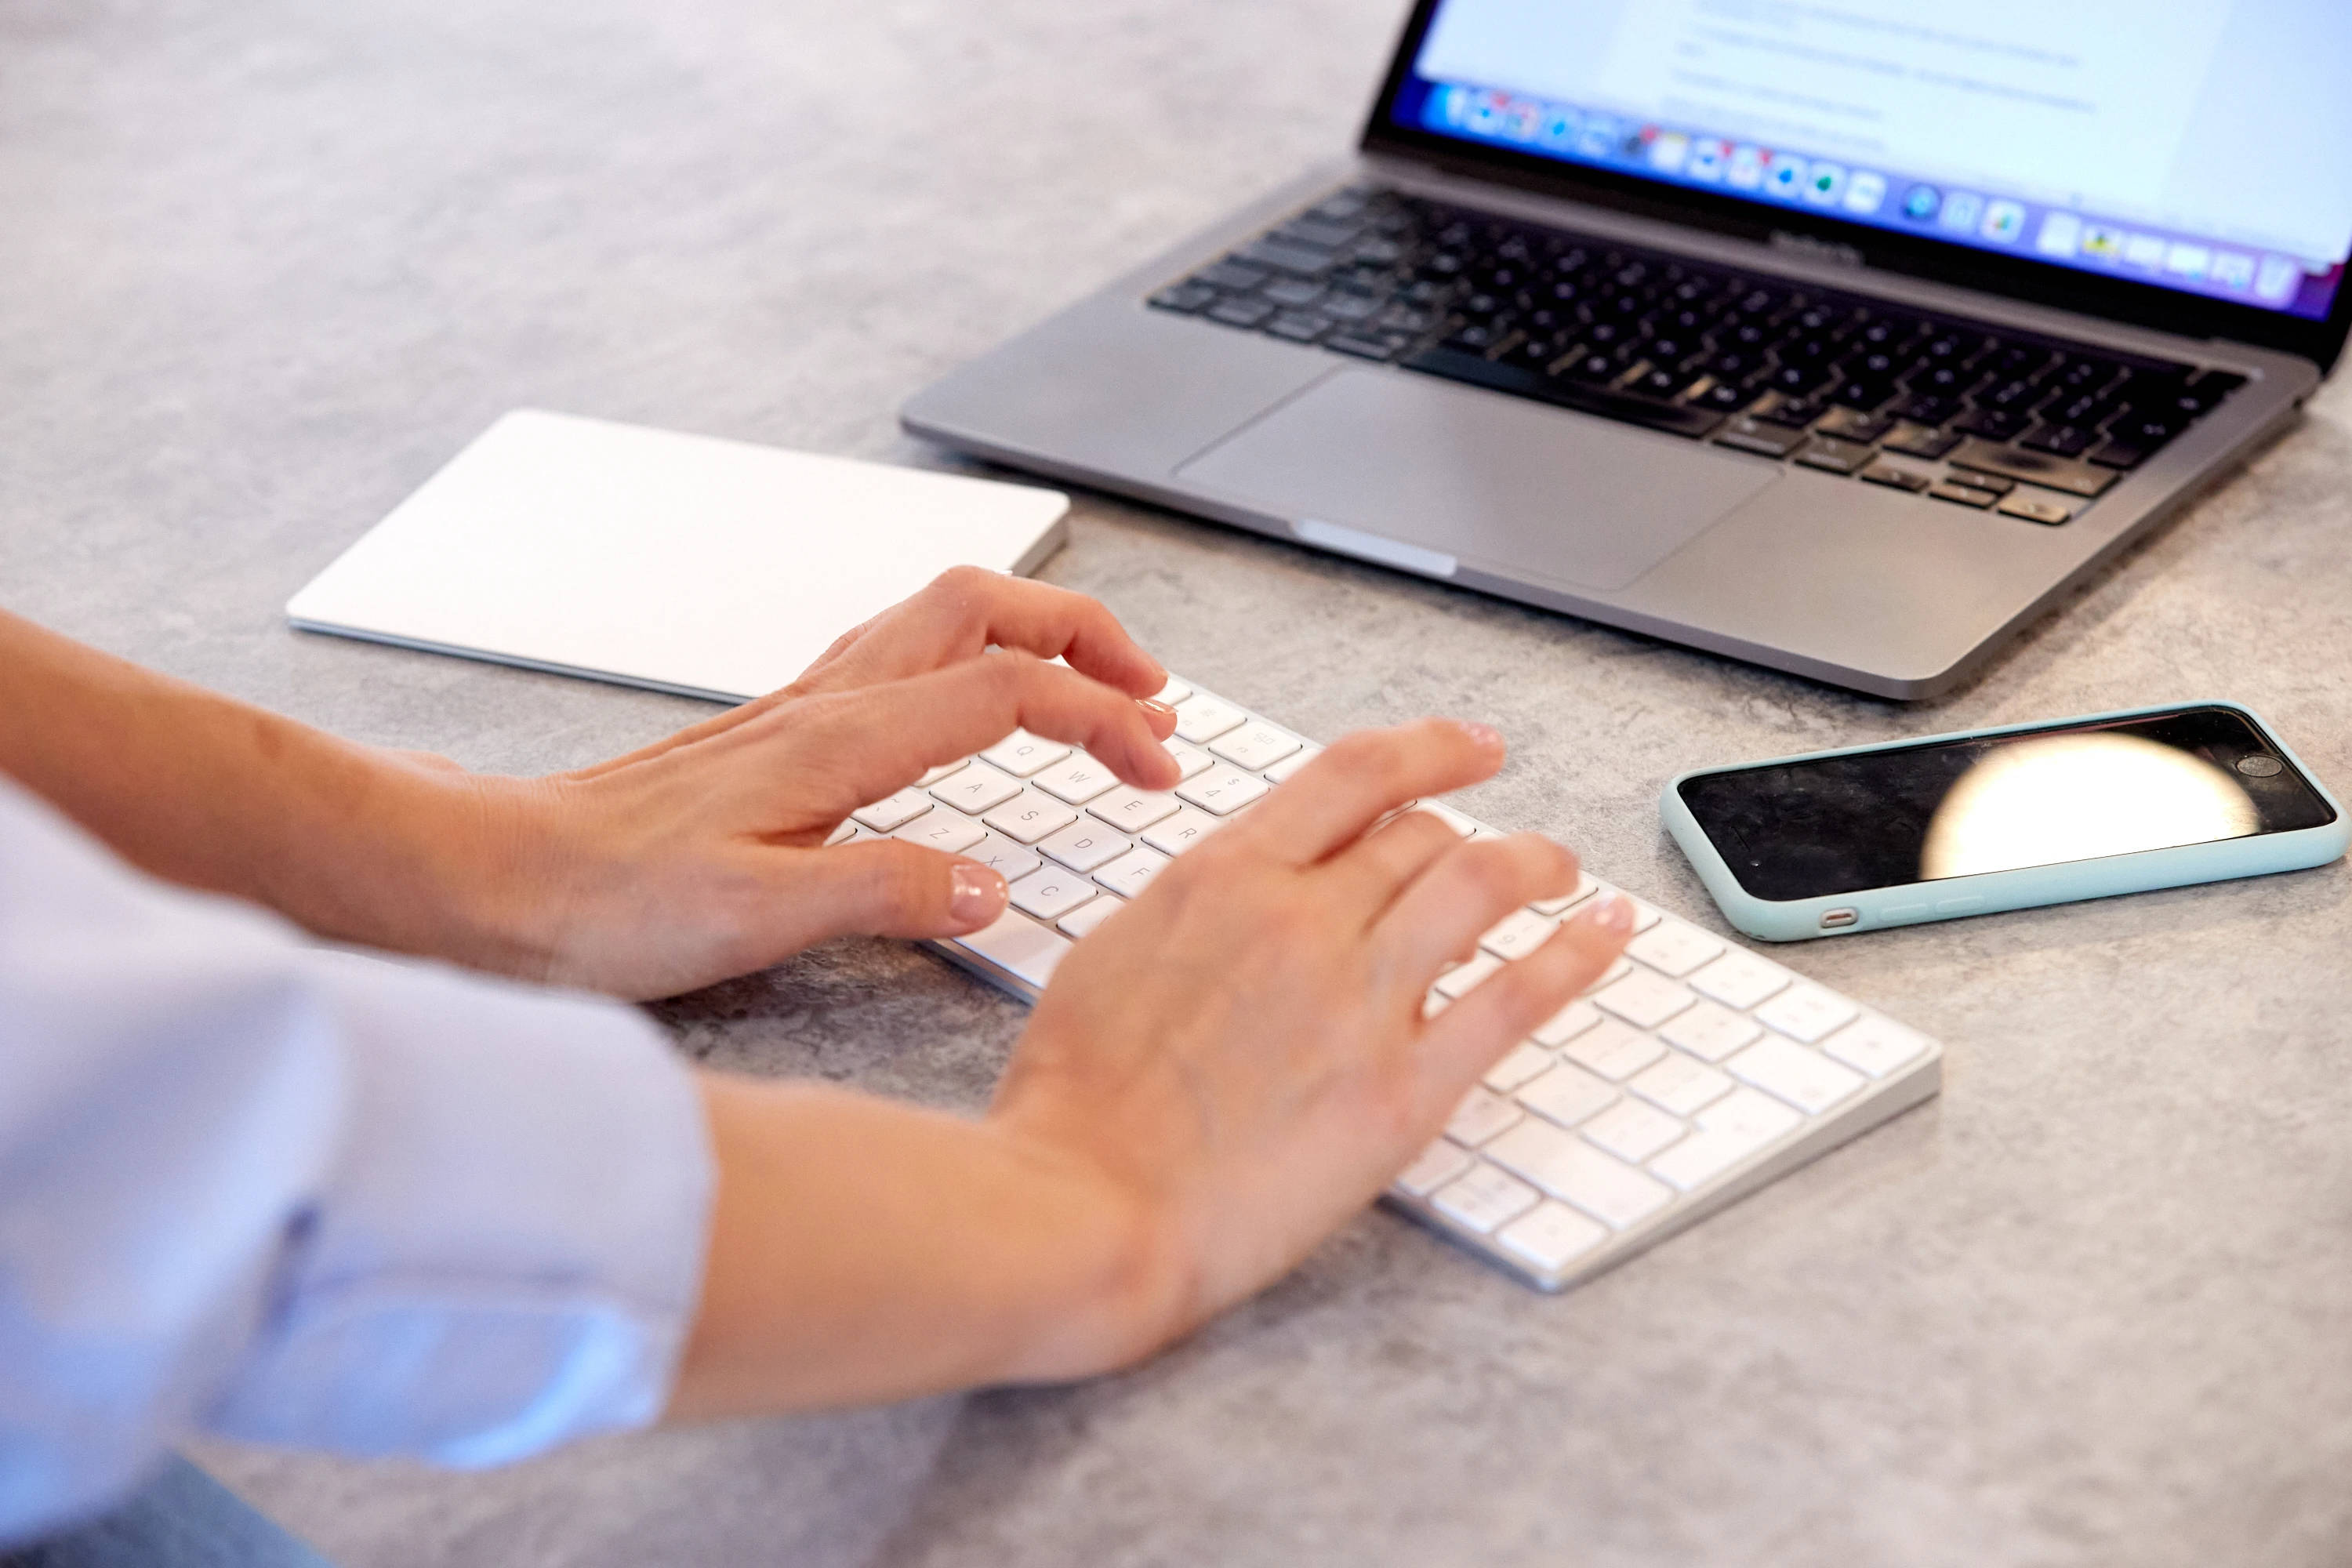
left=1229, top=719, right=1505, bottom=868
left=1410, top=896, right=1638, bottom=1119
left=789, top=567, right=1168, bottom=699
left=1368, top=833, right=1582, bottom=988
left=773, top=840, right=1011, bottom=940
left=1309, top=808, right=1466, bottom=924
left=778, top=651, right=1181, bottom=810
left=567, top=576, right=1170, bottom=780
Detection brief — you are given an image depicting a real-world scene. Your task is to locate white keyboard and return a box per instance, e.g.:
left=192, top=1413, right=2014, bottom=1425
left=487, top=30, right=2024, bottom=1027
left=828, top=679, right=1943, bottom=1293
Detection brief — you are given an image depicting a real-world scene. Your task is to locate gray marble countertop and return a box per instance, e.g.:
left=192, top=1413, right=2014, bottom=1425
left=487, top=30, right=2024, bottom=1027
left=6, top=1, right=2350, bottom=1563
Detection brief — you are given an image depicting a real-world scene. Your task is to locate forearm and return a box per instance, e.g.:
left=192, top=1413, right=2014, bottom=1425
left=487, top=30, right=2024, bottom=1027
left=0, top=608, right=529, bottom=964
left=664, top=1073, right=1183, bottom=1420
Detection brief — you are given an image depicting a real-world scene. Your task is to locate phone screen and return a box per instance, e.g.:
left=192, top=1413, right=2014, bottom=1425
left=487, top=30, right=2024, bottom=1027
left=1679, top=707, right=2337, bottom=902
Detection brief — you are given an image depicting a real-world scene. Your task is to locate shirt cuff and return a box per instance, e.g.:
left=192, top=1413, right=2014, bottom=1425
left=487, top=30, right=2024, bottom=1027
left=206, top=949, right=715, bottom=1467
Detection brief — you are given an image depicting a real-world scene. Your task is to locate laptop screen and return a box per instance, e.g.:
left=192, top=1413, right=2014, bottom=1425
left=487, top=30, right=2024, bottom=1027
left=1383, top=0, right=2351, bottom=325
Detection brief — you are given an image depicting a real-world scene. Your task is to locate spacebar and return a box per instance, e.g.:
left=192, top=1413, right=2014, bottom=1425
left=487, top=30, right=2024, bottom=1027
left=1399, top=348, right=1726, bottom=439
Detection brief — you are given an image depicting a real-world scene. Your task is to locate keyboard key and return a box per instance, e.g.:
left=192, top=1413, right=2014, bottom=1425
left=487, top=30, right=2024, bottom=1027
left=1435, top=950, right=1506, bottom=1000
left=1562, top=1018, right=1667, bottom=1082
left=950, top=909, right=1073, bottom=991
left=1648, top=1087, right=1803, bottom=1192
left=980, top=729, right=1072, bottom=778
left=1088, top=788, right=1182, bottom=834
left=1592, top=970, right=1697, bottom=1030
left=1393, top=1140, right=1475, bottom=1198
left=931, top=761, right=1025, bottom=818
left=1581, top=955, right=1634, bottom=996
left=1795, top=435, right=1876, bottom=476
left=1445, top=1087, right=1525, bottom=1148
left=1700, top=1085, right=1808, bottom=1141
left=1482, top=1042, right=1556, bottom=1094
left=982, top=789, right=1080, bottom=844
left=1210, top=722, right=1301, bottom=771
left=1411, top=800, right=1479, bottom=837
left=1497, top=1201, right=1610, bottom=1272
left=1580, top=1098, right=1687, bottom=1164
left=1152, top=677, right=1192, bottom=705
left=1178, top=767, right=1269, bottom=816
left=1532, top=999, right=1602, bottom=1047
left=1033, top=753, right=1122, bottom=804
left=1998, top=494, right=2074, bottom=525
left=1858, top=461, right=1932, bottom=493
left=1715, top=416, right=1808, bottom=458
left=1729, top=1037, right=1865, bottom=1115
left=823, top=820, right=861, bottom=847
left=1822, top=1015, right=1933, bottom=1079
left=895, top=810, right=987, bottom=855
left=1530, top=873, right=1599, bottom=916
left=1649, top=1129, right=1766, bottom=1192
left=1929, top=481, right=1999, bottom=510
left=1039, top=820, right=1133, bottom=872
left=1162, top=739, right=1217, bottom=780
left=1629, top=1053, right=1735, bottom=1117
left=852, top=788, right=934, bottom=832
left=1094, top=844, right=1173, bottom=898
left=1755, top=983, right=1860, bottom=1044
left=1430, top=1163, right=1542, bottom=1233
left=1690, top=950, right=1791, bottom=1011
left=1626, top=920, right=1725, bottom=978
left=1009, top=868, right=1101, bottom=922
left=1480, top=909, right=1557, bottom=961
left=1142, top=807, right=1225, bottom=856
left=1486, top=1120, right=1672, bottom=1229
left=1173, top=696, right=1247, bottom=743
left=1881, top=422, right=1961, bottom=459
left=1263, top=744, right=1322, bottom=783
left=1516, top=1063, right=1617, bottom=1129
left=960, top=831, right=1043, bottom=884
left=1058, top=896, right=1122, bottom=939
left=1659, top=1000, right=1766, bottom=1063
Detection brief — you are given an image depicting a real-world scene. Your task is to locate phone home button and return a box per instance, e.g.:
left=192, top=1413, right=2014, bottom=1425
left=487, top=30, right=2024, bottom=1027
left=1935, top=895, right=1987, bottom=915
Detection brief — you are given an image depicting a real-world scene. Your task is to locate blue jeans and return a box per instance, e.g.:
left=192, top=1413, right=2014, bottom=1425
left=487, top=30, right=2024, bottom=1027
left=1, top=1457, right=333, bottom=1568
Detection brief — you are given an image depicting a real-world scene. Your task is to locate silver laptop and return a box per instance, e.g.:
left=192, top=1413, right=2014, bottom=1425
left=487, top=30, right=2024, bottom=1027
left=903, top=2, right=2352, bottom=699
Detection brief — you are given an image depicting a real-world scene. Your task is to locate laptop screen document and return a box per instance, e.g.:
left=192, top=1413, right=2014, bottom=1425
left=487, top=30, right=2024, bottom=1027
left=1392, top=0, right=2352, bottom=321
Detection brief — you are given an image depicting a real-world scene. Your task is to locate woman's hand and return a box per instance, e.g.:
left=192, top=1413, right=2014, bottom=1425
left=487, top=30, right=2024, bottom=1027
left=988, top=717, right=1635, bottom=1361
left=0, top=571, right=1175, bottom=1001
left=457, top=568, right=1184, bottom=999
left=667, top=717, right=1634, bottom=1417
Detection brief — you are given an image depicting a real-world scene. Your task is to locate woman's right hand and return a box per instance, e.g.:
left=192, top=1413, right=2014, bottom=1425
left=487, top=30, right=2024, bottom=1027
left=989, top=717, right=1636, bottom=1371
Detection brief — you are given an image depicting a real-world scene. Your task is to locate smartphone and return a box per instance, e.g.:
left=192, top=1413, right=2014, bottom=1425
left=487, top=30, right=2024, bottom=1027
left=1662, top=701, right=2347, bottom=942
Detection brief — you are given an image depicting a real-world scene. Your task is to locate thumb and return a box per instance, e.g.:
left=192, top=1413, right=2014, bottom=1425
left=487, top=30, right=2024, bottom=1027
left=788, top=839, right=1011, bottom=941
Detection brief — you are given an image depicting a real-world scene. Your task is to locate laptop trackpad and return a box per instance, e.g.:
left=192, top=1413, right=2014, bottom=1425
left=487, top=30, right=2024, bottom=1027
left=1174, top=368, right=1779, bottom=592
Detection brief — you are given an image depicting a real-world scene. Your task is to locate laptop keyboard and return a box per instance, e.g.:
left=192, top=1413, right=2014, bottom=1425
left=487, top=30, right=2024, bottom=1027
left=833, top=679, right=1944, bottom=1292
left=1150, top=185, right=2250, bottom=526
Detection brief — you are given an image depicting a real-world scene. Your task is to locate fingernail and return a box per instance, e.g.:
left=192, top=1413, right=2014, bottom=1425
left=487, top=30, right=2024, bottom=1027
left=1139, top=698, right=1178, bottom=723
left=949, top=864, right=1006, bottom=924
left=1586, top=892, right=1636, bottom=934
left=1455, top=720, right=1505, bottom=753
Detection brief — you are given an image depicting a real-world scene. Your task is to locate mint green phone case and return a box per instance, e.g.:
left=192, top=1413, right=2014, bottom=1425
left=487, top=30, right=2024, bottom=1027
left=1661, top=700, right=2350, bottom=942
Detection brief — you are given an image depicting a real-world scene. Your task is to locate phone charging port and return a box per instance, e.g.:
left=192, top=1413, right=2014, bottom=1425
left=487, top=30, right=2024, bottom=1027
left=1820, top=908, right=1860, bottom=930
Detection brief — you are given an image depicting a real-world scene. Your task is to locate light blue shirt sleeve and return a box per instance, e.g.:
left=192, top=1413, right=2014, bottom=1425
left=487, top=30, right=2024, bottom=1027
left=0, top=778, right=716, bottom=1545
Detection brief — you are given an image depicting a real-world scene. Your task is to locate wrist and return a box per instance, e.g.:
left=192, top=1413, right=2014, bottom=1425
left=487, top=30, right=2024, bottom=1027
left=979, top=1117, right=1201, bottom=1382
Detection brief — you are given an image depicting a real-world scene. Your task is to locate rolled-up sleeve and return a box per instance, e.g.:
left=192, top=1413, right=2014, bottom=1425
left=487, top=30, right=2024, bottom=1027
left=0, top=779, right=714, bottom=1544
